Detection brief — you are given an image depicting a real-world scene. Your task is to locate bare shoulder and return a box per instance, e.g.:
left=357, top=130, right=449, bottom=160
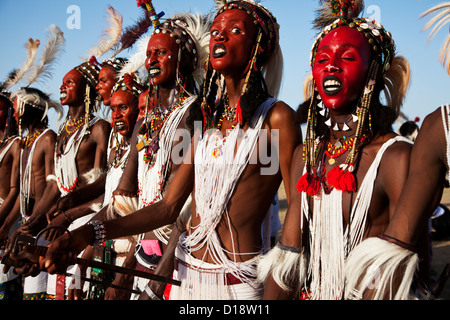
left=90, top=119, right=111, bottom=142
left=266, top=100, right=296, bottom=129
left=91, top=118, right=111, bottom=133
left=381, top=137, right=412, bottom=164
left=38, top=129, right=57, bottom=150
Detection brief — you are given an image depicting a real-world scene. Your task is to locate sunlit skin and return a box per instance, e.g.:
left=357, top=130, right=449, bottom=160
left=137, top=89, right=148, bottom=120
left=110, top=90, right=139, bottom=139
left=209, top=9, right=257, bottom=111
left=41, top=8, right=300, bottom=301
left=0, top=98, right=20, bottom=242
left=96, top=67, right=117, bottom=106
left=59, top=69, right=86, bottom=108
left=145, top=33, right=179, bottom=89
left=313, top=26, right=371, bottom=116
left=262, top=26, right=423, bottom=299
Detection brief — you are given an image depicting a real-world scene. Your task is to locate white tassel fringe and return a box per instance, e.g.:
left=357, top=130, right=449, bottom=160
left=344, top=237, right=419, bottom=300
left=257, top=244, right=307, bottom=293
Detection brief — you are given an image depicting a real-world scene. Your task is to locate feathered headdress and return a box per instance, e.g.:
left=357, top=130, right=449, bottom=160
left=112, top=1, right=156, bottom=58
left=112, top=72, right=145, bottom=97
left=298, top=0, right=410, bottom=195
left=2, top=25, right=65, bottom=137
left=421, top=2, right=450, bottom=76
left=165, top=12, right=212, bottom=90
left=0, top=38, right=40, bottom=91
left=117, top=33, right=150, bottom=81
left=24, top=25, right=65, bottom=87
left=83, top=6, right=123, bottom=61
left=11, top=87, right=63, bottom=123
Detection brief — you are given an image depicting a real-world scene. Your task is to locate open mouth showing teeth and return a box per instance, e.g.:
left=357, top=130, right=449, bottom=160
left=148, top=67, right=162, bottom=77
left=212, top=44, right=226, bottom=58
left=323, top=76, right=342, bottom=95
left=115, top=121, right=125, bottom=130
left=60, top=92, right=67, bottom=100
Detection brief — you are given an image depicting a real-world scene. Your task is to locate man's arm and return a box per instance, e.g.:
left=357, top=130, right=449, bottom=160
left=0, top=140, right=20, bottom=224
left=268, top=101, right=302, bottom=203
left=21, top=132, right=60, bottom=235
left=43, top=136, right=197, bottom=273
left=385, top=109, right=447, bottom=245
left=262, top=145, right=305, bottom=300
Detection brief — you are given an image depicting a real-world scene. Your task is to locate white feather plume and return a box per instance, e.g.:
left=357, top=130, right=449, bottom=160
left=3, top=38, right=40, bottom=89
left=25, top=25, right=65, bottom=86
left=117, top=33, right=151, bottom=79
left=421, top=2, right=450, bottom=76
left=83, top=6, right=123, bottom=60
left=172, top=12, right=212, bottom=88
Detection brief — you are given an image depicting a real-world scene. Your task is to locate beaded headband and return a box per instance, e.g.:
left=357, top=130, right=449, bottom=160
left=112, top=72, right=145, bottom=97
left=75, top=61, right=100, bottom=88
left=310, top=7, right=395, bottom=74
left=90, top=56, right=128, bottom=74
left=216, top=0, right=279, bottom=63
left=0, top=89, right=11, bottom=101
left=153, top=19, right=199, bottom=72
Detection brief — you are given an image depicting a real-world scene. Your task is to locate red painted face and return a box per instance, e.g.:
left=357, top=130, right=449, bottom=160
left=209, top=9, right=258, bottom=76
left=60, top=69, right=86, bottom=106
left=0, top=98, right=9, bottom=130
left=313, top=26, right=372, bottom=113
left=12, top=97, right=20, bottom=124
left=145, top=33, right=179, bottom=87
left=137, top=89, right=148, bottom=120
left=96, top=67, right=117, bottom=106
left=110, top=90, right=139, bottom=138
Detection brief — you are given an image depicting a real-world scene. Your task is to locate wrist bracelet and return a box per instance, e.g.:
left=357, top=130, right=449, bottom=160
left=87, top=220, right=107, bottom=246
left=144, top=286, right=161, bottom=300
left=378, top=234, right=417, bottom=253
left=63, top=211, right=73, bottom=224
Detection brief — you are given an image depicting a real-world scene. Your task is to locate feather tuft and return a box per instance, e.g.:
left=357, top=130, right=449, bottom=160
left=421, top=2, right=450, bottom=76
left=3, top=39, right=40, bottom=90
left=84, top=6, right=123, bottom=60
left=25, top=25, right=65, bottom=86
left=113, top=7, right=153, bottom=57
left=313, top=0, right=365, bottom=31
left=117, top=33, right=151, bottom=79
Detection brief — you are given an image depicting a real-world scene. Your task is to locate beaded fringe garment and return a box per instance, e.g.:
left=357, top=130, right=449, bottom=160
left=301, top=136, right=411, bottom=299
left=181, top=98, right=277, bottom=284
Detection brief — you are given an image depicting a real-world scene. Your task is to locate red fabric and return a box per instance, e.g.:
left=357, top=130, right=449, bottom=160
left=56, top=274, right=66, bottom=300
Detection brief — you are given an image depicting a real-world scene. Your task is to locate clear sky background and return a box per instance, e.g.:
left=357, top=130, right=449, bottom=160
left=0, top=0, right=449, bottom=132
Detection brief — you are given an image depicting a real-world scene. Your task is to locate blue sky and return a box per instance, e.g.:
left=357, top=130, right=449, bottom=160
left=0, top=0, right=449, bottom=131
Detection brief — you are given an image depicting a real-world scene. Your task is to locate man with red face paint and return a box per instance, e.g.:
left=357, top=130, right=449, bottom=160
left=12, top=61, right=111, bottom=300
left=258, top=0, right=427, bottom=300
left=42, top=0, right=299, bottom=301
left=95, top=58, right=129, bottom=108
left=44, top=73, right=142, bottom=300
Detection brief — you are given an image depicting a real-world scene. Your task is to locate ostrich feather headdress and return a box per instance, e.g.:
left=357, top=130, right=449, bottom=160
left=5, top=25, right=65, bottom=122
left=151, top=13, right=212, bottom=91
left=421, top=2, right=450, bottom=76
